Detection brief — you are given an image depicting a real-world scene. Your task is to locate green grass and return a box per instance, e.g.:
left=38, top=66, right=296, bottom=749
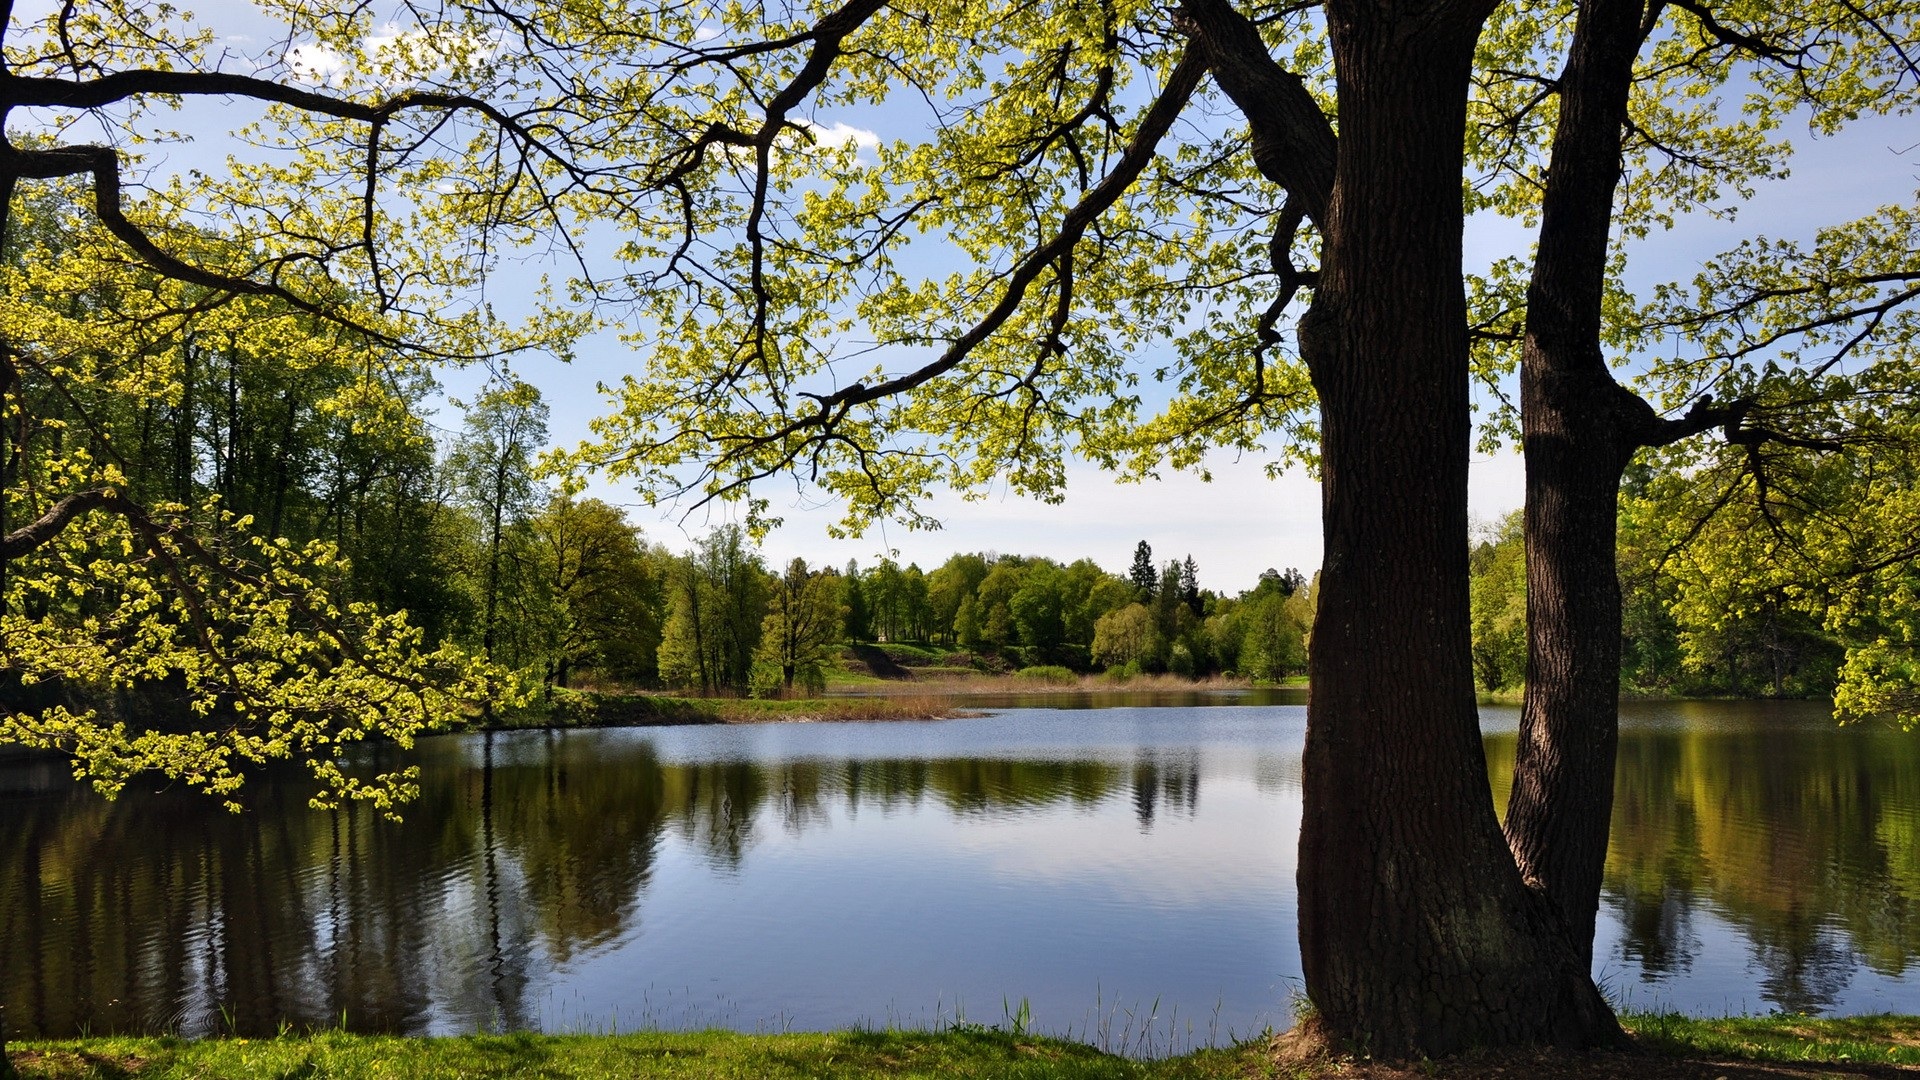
left=1623, top=1010, right=1920, bottom=1066
left=15, top=1014, right=1920, bottom=1079
left=5, top=1029, right=1277, bottom=1080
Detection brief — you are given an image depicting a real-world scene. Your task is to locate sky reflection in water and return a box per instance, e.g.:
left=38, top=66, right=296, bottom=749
left=0, top=698, right=1915, bottom=1045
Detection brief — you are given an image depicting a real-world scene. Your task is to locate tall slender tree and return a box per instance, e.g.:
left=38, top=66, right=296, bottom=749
left=446, top=379, right=548, bottom=666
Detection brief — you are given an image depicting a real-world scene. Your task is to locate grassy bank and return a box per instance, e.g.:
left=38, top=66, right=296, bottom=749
left=10, top=1014, right=1920, bottom=1079
left=491, top=689, right=972, bottom=729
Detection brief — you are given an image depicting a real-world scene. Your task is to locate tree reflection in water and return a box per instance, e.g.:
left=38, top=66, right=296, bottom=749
left=1, top=703, right=1915, bottom=1037
left=0, top=729, right=1206, bottom=1037
left=1488, top=704, right=1920, bottom=1014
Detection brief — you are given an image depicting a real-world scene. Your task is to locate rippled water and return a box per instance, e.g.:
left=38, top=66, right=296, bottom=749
left=1, top=697, right=1915, bottom=1045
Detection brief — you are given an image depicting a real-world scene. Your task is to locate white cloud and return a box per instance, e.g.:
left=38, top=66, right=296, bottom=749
left=283, top=26, right=496, bottom=89
left=797, top=120, right=880, bottom=154
left=284, top=41, right=349, bottom=86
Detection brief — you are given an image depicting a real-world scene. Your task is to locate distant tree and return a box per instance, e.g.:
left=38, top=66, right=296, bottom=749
left=523, top=496, right=665, bottom=689
left=1062, top=559, right=1135, bottom=645
left=1128, top=541, right=1158, bottom=598
left=1238, top=581, right=1309, bottom=682
left=954, top=593, right=984, bottom=652
left=975, top=562, right=1025, bottom=647
left=869, top=558, right=905, bottom=641
left=758, top=558, right=844, bottom=694
left=1180, top=556, right=1202, bottom=617
left=927, top=553, right=991, bottom=643
left=901, top=564, right=931, bottom=641
left=1092, top=603, right=1157, bottom=669
left=658, top=526, right=767, bottom=694
left=1010, top=563, right=1067, bottom=649
left=1617, top=479, right=1845, bottom=700
left=1468, top=513, right=1528, bottom=693
left=446, top=379, right=549, bottom=666
left=1150, top=561, right=1194, bottom=669
left=841, top=559, right=873, bottom=643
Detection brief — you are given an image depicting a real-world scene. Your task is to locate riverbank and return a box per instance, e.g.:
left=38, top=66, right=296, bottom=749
left=8, top=1013, right=1919, bottom=1078
left=493, top=670, right=1293, bottom=729
left=491, top=689, right=976, bottom=728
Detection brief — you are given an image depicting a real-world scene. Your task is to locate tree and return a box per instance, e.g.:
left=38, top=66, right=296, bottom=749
left=1179, top=555, right=1202, bottom=617
left=523, top=495, right=665, bottom=689
left=0, top=0, right=615, bottom=854
left=657, top=526, right=769, bottom=695
left=758, top=558, right=844, bottom=693
left=1227, top=573, right=1308, bottom=683
left=1009, top=562, right=1067, bottom=650
left=841, top=560, right=873, bottom=643
left=928, top=553, right=992, bottom=643
left=1469, top=513, right=1528, bottom=692
left=1128, top=541, right=1158, bottom=598
left=446, top=379, right=549, bottom=666
left=1092, top=603, right=1157, bottom=669
left=1482, top=1, right=1918, bottom=986
left=555, top=0, right=1621, bottom=1049
left=31, top=0, right=1882, bottom=1055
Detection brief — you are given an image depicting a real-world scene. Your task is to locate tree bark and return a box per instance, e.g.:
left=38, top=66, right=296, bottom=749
left=1296, top=0, right=1616, bottom=1055
left=1505, top=0, right=1655, bottom=966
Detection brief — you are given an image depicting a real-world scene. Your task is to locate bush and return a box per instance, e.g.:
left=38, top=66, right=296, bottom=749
left=1014, top=665, right=1078, bottom=685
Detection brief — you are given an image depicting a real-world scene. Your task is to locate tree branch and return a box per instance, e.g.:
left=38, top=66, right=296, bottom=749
left=1175, top=0, right=1336, bottom=225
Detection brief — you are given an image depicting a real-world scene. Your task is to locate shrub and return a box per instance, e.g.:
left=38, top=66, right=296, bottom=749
left=1014, top=665, right=1078, bottom=685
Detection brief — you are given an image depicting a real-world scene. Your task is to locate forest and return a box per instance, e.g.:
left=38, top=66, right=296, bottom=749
left=0, top=180, right=1850, bottom=709
left=0, top=182, right=1872, bottom=710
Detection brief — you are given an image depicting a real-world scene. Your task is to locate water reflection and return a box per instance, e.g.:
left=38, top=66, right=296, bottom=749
left=1, top=701, right=1916, bottom=1040
left=1488, top=702, right=1920, bottom=1014
left=0, top=718, right=1243, bottom=1038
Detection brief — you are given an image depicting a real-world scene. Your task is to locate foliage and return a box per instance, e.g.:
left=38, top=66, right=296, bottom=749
left=0, top=0, right=594, bottom=810
left=0, top=192, right=500, bottom=811
left=1092, top=603, right=1157, bottom=669
left=521, top=496, right=668, bottom=689
left=1468, top=513, right=1527, bottom=693
left=756, top=558, right=844, bottom=694
left=657, top=526, right=768, bottom=695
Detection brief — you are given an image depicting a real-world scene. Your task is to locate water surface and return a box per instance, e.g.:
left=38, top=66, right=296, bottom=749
left=1, top=698, right=1914, bottom=1045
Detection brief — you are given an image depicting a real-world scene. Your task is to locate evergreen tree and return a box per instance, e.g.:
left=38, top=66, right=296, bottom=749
left=1127, top=541, right=1157, bottom=598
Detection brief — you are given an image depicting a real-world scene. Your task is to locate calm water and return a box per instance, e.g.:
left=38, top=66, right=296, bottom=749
left=1, top=697, right=1916, bottom=1046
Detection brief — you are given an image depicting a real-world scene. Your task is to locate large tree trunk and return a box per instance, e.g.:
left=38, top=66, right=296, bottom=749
left=1296, top=0, right=1617, bottom=1055
left=1504, top=0, right=1655, bottom=966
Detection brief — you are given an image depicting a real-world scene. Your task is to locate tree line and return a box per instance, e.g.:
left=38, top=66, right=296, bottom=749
left=1469, top=500, right=1868, bottom=702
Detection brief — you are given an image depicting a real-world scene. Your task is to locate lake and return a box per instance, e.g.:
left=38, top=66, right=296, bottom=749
left=1, top=695, right=1916, bottom=1050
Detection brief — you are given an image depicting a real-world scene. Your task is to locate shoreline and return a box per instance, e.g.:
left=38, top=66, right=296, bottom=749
left=486, top=675, right=1298, bottom=731
left=9, top=1012, right=1919, bottom=1079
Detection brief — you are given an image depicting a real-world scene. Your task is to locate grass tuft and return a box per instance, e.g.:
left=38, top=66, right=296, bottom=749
left=1623, top=1010, right=1920, bottom=1066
